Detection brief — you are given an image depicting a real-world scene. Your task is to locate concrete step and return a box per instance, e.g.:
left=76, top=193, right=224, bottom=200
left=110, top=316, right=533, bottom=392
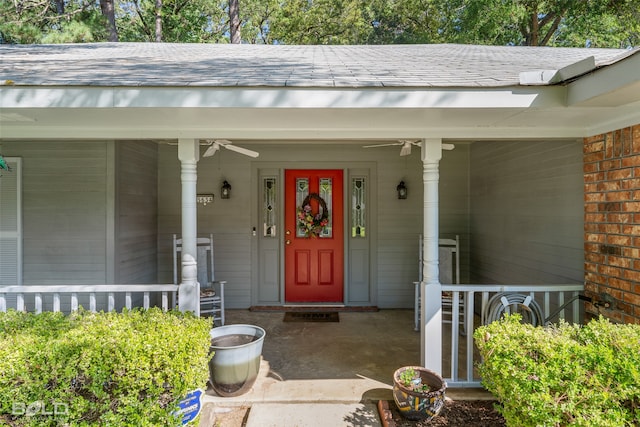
left=245, top=402, right=382, bottom=427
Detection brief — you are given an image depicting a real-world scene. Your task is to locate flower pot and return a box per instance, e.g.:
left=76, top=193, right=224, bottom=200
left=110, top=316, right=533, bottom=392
left=392, top=366, right=447, bottom=421
left=209, top=324, right=266, bottom=397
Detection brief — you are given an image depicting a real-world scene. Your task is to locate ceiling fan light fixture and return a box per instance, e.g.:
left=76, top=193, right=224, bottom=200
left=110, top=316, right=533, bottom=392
left=400, top=142, right=413, bottom=156
left=202, top=142, right=220, bottom=157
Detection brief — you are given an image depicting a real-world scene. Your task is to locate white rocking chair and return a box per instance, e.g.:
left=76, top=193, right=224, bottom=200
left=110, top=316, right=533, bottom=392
left=414, top=235, right=466, bottom=334
left=173, top=234, right=226, bottom=325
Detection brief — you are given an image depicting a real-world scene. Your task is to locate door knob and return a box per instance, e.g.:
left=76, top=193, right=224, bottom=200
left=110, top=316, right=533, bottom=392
left=286, top=239, right=291, bottom=245
left=286, top=230, right=291, bottom=235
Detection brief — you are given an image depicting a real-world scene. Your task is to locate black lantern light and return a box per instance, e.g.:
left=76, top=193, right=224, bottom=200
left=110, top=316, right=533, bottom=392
left=221, top=180, right=231, bottom=199
left=396, top=181, right=407, bottom=199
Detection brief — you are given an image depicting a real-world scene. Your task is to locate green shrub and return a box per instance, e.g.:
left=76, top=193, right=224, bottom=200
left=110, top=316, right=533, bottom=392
left=475, top=315, right=640, bottom=427
left=0, top=308, right=212, bottom=426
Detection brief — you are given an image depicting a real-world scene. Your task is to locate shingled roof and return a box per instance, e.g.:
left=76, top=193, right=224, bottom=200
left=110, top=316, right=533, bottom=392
left=0, top=43, right=634, bottom=88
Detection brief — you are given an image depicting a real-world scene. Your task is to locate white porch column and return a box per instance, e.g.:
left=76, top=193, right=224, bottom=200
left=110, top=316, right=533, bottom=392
left=420, top=138, right=443, bottom=373
left=178, top=138, right=200, bottom=315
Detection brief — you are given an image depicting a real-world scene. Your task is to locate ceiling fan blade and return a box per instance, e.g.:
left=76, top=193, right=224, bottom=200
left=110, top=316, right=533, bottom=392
left=363, top=143, right=402, bottom=148
left=223, top=143, right=260, bottom=158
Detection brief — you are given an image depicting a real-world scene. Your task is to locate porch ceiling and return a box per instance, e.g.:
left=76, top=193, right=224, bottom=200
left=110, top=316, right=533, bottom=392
left=0, top=43, right=638, bottom=141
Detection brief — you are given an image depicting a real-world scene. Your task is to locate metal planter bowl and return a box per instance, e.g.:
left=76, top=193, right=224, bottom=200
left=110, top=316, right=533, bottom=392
left=392, top=366, right=447, bottom=421
left=209, top=324, right=266, bottom=397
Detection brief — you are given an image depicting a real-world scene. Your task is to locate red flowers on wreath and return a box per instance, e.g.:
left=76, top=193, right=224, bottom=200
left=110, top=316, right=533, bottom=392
left=297, top=193, right=329, bottom=237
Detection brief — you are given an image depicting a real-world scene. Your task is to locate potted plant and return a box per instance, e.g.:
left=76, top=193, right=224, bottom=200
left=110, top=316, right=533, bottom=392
left=392, top=366, right=447, bottom=421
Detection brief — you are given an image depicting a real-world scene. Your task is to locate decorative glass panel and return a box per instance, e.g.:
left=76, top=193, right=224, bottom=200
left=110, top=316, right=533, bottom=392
left=319, top=178, right=332, bottom=238
left=352, top=178, right=366, bottom=237
left=295, top=178, right=309, bottom=238
left=263, top=177, right=277, bottom=237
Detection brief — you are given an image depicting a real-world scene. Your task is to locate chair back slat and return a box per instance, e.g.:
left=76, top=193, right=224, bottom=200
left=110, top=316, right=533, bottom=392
left=173, top=234, right=215, bottom=285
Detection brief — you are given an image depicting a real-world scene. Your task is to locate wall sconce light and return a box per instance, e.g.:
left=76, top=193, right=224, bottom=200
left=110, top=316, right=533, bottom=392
left=396, top=181, right=407, bottom=199
left=196, top=194, right=214, bottom=206
left=221, top=180, right=231, bottom=199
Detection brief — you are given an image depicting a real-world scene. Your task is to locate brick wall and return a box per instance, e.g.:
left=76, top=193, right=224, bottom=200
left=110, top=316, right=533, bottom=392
left=584, top=124, right=640, bottom=324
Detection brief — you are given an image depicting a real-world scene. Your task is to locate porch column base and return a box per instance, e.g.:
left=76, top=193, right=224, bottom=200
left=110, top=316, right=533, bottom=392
left=178, top=254, right=200, bottom=316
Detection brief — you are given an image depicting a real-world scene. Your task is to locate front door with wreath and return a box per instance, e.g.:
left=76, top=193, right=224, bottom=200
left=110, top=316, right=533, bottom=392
left=284, top=169, right=344, bottom=303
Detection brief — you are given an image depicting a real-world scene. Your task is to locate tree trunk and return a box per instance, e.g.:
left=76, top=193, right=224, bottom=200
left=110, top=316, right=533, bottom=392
left=100, top=0, right=119, bottom=42
left=155, top=0, right=163, bottom=42
left=529, top=10, right=539, bottom=46
left=229, top=0, right=241, bottom=44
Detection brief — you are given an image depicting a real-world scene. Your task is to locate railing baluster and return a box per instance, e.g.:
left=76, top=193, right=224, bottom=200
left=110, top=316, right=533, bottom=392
left=451, top=291, right=460, bottom=381
left=558, top=292, right=565, bottom=321
left=125, top=292, right=132, bottom=310
left=71, top=293, right=78, bottom=312
left=53, top=293, right=60, bottom=312
left=90, top=293, right=96, bottom=312
left=108, top=293, right=115, bottom=312
left=0, top=294, right=5, bottom=312
left=466, top=292, right=475, bottom=383
left=162, top=292, right=168, bottom=310
left=35, top=293, right=42, bottom=313
left=544, top=292, right=550, bottom=322
left=143, top=292, right=150, bottom=309
left=17, top=294, right=24, bottom=312
left=481, top=291, right=489, bottom=322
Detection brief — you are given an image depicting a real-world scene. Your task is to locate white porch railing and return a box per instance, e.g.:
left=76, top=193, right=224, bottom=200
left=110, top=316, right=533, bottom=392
left=0, top=285, right=178, bottom=314
left=429, top=283, right=585, bottom=388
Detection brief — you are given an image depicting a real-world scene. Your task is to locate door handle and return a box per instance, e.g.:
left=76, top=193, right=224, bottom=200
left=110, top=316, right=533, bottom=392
left=286, top=239, right=291, bottom=245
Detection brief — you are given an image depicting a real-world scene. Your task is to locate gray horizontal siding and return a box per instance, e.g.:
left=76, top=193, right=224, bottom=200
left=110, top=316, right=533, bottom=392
left=470, top=140, right=584, bottom=286
left=3, top=142, right=110, bottom=285
left=116, top=141, right=158, bottom=285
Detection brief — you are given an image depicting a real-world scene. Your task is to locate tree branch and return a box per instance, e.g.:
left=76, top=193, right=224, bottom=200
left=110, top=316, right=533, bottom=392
left=541, top=14, right=563, bottom=46
left=133, top=0, right=152, bottom=38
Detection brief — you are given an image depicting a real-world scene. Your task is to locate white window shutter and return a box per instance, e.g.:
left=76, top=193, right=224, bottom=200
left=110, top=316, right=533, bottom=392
left=0, top=157, right=22, bottom=286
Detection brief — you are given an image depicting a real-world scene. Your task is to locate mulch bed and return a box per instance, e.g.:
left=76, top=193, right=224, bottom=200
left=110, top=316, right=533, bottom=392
left=378, top=400, right=506, bottom=427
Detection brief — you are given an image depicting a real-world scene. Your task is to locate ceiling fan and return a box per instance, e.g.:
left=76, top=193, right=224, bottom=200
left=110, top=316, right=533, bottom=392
left=363, top=140, right=420, bottom=156
left=363, top=140, right=455, bottom=156
left=202, top=139, right=259, bottom=158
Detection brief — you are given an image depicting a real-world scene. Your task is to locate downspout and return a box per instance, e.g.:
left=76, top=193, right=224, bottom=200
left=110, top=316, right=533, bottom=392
left=420, top=138, right=443, bottom=374
left=177, top=138, right=200, bottom=315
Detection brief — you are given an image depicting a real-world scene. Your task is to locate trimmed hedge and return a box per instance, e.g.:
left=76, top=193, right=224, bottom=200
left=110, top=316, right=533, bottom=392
left=0, top=308, right=212, bottom=426
left=474, top=315, right=640, bottom=427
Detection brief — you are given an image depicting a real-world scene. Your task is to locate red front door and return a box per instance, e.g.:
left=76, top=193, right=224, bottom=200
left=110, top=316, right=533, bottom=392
left=285, top=170, right=343, bottom=303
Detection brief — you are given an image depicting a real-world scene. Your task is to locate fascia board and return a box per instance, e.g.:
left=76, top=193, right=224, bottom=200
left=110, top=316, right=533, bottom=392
left=567, top=51, right=640, bottom=107
left=1, top=86, right=564, bottom=110
left=0, top=87, right=115, bottom=108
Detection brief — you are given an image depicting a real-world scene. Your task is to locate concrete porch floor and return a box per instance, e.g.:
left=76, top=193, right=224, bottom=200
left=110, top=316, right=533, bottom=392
left=201, top=309, right=492, bottom=426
